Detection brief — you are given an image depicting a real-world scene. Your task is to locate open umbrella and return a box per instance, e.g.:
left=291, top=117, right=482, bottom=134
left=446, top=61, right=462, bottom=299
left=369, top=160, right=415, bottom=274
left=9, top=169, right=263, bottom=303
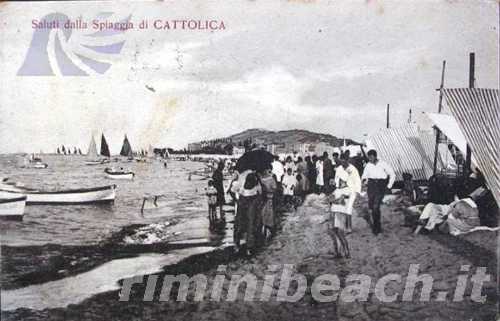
left=235, top=149, right=274, bottom=173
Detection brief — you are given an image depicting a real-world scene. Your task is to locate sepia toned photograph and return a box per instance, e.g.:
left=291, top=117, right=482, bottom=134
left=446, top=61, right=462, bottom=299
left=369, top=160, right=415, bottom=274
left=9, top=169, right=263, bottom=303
left=0, top=1, right=499, bottom=320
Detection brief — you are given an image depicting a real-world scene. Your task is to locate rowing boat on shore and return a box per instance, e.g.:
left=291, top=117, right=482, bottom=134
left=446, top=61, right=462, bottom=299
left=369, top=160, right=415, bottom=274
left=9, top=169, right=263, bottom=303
left=0, top=185, right=117, bottom=205
left=0, top=195, right=27, bottom=219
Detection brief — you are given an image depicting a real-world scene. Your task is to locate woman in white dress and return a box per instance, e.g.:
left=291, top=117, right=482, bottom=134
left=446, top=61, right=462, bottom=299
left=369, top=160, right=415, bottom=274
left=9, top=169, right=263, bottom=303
left=315, top=157, right=324, bottom=194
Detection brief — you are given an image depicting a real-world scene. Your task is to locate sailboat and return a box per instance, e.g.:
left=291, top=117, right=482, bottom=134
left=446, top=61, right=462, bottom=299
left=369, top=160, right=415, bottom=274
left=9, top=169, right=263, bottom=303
left=100, top=134, right=111, bottom=158
left=84, top=135, right=103, bottom=165
left=120, top=135, right=134, bottom=161
left=87, top=136, right=98, bottom=158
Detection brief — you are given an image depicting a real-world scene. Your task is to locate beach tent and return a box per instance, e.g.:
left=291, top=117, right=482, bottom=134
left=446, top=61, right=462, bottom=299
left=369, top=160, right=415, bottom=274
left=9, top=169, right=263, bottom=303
left=443, top=88, right=500, bottom=206
left=366, top=124, right=452, bottom=181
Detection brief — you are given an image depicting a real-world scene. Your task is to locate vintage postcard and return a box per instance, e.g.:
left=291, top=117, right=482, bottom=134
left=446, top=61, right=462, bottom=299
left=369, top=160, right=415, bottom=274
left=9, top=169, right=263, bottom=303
left=0, top=1, right=498, bottom=320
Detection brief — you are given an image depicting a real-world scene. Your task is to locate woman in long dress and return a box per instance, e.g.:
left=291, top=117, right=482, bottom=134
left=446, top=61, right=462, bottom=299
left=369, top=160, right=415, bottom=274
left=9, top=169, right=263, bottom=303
left=259, top=169, right=277, bottom=240
left=231, top=171, right=262, bottom=255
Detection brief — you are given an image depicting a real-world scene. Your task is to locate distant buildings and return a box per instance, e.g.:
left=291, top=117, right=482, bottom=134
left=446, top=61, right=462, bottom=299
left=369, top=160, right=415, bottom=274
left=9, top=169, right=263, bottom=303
left=187, top=142, right=202, bottom=152
left=186, top=136, right=359, bottom=156
left=186, top=138, right=233, bottom=154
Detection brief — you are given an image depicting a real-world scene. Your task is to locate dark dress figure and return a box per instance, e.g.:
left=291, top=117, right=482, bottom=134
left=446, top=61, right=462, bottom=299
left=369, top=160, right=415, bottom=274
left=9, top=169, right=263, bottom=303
left=212, top=162, right=226, bottom=219
left=322, top=152, right=334, bottom=194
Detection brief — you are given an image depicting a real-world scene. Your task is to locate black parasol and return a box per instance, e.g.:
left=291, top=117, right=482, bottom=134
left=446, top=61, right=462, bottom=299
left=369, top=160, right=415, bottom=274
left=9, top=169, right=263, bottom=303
left=235, top=149, right=274, bottom=173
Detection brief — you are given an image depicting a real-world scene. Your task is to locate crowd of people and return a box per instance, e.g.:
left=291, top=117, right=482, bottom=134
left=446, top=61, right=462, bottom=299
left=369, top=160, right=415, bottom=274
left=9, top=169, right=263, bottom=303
left=200, top=142, right=499, bottom=259
left=204, top=148, right=398, bottom=255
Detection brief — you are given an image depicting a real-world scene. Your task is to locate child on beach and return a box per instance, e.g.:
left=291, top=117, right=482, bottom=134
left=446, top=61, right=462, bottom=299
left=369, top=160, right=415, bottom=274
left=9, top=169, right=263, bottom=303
left=282, top=167, right=297, bottom=207
left=206, top=180, right=218, bottom=225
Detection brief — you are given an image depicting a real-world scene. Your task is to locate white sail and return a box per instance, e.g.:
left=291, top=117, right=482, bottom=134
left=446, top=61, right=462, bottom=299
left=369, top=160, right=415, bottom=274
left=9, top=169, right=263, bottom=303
left=87, top=135, right=98, bottom=159
left=147, top=145, right=154, bottom=157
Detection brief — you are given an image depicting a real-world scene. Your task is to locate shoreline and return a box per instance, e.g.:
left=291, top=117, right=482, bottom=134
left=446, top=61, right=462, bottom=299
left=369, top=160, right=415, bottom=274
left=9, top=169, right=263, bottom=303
left=1, top=220, right=226, bottom=291
left=2, top=193, right=498, bottom=321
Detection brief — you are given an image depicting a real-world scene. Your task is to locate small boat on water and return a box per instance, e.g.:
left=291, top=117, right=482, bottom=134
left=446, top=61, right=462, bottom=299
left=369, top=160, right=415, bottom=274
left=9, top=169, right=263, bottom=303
left=25, top=156, right=48, bottom=169
left=0, top=185, right=117, bottom=205
left=104, top=167, right=135, bottom=180
left=0, top=195, right=27, bottom=219
left=31, top=160, right=48, bottom=169
left=85, top=159, right=110, bottom=166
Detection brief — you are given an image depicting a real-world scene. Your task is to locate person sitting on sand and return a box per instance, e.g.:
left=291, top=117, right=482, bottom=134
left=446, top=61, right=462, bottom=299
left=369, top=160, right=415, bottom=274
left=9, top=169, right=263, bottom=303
left=206, top=180, right=218, bottom=226
left=414, top=197, right=480, bottom=235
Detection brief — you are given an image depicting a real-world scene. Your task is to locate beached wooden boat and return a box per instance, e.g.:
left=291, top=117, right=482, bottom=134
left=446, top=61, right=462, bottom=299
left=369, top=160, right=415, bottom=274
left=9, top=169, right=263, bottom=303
left=0, top=195, right=26, bottom=219
left=104, top=168, right=134, bottom=180
left=0, top=185, right=116, bottom=205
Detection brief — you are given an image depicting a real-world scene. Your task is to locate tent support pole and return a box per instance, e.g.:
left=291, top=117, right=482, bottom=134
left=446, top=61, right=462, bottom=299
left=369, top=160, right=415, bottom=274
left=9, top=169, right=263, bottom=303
left=432, top=60, right=446, bottom=175
left=464, top=53, right=475, bottom=180
left=386, top=104, right=390, bottom=128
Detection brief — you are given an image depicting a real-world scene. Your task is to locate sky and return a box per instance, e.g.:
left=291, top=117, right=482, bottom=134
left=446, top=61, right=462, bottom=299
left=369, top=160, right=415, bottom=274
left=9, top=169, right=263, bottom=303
left=0, top=0, right=498, bottom=154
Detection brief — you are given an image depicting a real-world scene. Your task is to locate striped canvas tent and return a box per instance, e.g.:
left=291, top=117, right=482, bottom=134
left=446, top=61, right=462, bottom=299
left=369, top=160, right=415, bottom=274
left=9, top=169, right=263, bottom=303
left=443, top=88, right=500, bottom=206
left=366, top=125, right=451, bottom=181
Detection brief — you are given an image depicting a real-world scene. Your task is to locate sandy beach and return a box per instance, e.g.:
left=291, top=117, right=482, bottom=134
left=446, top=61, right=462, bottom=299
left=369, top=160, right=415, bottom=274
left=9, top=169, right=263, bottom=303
left=3, top=191, right=497, bottom=321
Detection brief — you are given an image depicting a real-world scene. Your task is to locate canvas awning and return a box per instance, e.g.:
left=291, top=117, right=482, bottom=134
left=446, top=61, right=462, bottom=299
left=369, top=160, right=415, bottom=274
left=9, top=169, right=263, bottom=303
left=425, top=113, right=469, bottom=156
left=443, top=88, right=500, bottom=206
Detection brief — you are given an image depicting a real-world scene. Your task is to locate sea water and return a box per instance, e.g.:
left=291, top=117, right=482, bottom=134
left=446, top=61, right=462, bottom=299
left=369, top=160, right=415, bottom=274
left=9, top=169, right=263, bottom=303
left=0, top=154, right=232, bottom=310
left=0, top=154, right=219, bottom=246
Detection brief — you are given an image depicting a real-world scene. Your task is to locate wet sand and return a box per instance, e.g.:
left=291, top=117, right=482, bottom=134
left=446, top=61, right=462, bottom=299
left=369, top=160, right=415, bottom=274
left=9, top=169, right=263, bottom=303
left=2, top=193, right=498, bottom=321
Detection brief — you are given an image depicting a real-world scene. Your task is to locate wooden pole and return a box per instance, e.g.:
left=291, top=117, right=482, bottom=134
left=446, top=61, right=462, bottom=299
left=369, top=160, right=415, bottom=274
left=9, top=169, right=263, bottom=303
left=464, top=53, right=474, bottom=179
left=408, top=108, right=412, bottom=123
left=432, top=60, right=446, bottom=175
left=386, top=104, right=390, bottom=128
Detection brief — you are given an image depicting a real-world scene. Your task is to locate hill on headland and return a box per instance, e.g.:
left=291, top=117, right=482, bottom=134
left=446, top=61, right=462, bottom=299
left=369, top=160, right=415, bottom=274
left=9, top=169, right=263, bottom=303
left=227, top=128, right=359, bottom=147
